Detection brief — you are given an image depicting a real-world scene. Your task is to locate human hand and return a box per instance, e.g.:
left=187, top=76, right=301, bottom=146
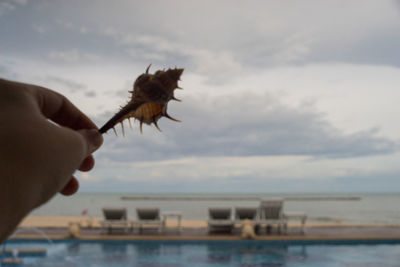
left=0, top=78, right=103, bottom=241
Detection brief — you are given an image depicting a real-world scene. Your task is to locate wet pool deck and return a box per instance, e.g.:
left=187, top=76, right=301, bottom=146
left=11, top=224, right=400, bottom=242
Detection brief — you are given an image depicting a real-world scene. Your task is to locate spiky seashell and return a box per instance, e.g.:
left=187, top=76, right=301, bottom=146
left=99, top=65, right=184, bottom=135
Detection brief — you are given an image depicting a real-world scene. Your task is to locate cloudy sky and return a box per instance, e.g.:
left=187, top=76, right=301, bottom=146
left=1, top=0, right=400, bottom=192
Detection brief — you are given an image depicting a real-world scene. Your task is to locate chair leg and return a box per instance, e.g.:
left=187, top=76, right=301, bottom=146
left=254, top=225, right=260, bottom=234
left=277, top=225, right=281, bottom=234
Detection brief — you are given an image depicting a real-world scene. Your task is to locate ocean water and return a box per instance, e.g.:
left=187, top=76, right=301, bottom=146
left=32, top=192, right=400, bottom=224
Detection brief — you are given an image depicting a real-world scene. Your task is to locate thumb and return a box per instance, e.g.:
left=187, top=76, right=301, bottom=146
left=77, top=128, right=103, bottom=155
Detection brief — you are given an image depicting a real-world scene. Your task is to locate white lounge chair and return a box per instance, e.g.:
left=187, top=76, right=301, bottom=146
left=257, top=198, right=287, bottom=234
left=100, top=207, right=130, bottom=234
left=134, top=208, right=163, bottom=234
left=234, top=207, right=258, bottom=223
left=234, top=206, right=259, bottom=235
left=207, top=208, right=234, bottom=233
left=284, top=212, right=307, bottom=234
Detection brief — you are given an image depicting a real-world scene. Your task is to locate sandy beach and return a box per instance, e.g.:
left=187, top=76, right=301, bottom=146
left=19, top=215, right=395, bottom=229
left=10, top=215, right=400, bottom=243
left=19, top=215, right=207, bottom=229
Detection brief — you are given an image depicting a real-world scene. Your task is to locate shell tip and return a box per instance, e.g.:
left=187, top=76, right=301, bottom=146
left=120, top=122, right=125, bottom=137
left=140, top=120, right=143, bottom=134
left=128, top=118, right=133, bottom=129
left=146, top=64, right=152, bottom=74
left=164, top=113, right=181, bottom=122
left=153, top=118, right=162, bottom=132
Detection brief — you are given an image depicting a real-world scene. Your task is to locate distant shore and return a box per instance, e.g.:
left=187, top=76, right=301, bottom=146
left=121, top=196, right=362, bottom=201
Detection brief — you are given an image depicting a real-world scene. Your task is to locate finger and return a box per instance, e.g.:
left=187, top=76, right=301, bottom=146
left=60, top=176, right=80, bottom=196
left=79, top=155, right=95, bottom=172
left=43, top=126, right=101, bottom=192
left=32, top=85, right=98, bottom=130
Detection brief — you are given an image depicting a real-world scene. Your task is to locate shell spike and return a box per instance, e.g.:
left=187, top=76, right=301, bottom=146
left=145, top=64, right=152, bottom=74
left=176, top=86, right=183, bottom=90
left=164, top=112, right=181, bottom=122
left=112, top=127, right=118, bottom=136
left=153, top=118, right=162, bottom=132
left=120, top=122, right=125, bottom=137
left=128, top=118, right=133, bottom=129
left=171, top=96, right=181, bottom=102
left=139, top=118, right=144, bottom=133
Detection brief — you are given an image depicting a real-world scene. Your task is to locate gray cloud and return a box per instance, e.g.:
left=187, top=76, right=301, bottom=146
left=95, top=93, right=398, bottom=163
left=0, top=63, right=19, bottom=80
left=13, top=0, right=28, bottom=6
left=0, top=64, right=10, bottom=75
left=0, top=2, right=15, bottom=17
left=84, top=90, right=96, bottom=98
left=45, top=75, right=87, bottom=92
left=2, top=0, right=400, bottom=84
left=395, top=0, right=400, bottom=10
left=47, top=50, right=102, bottom=64
left=95, top=1, right=400, bottom=72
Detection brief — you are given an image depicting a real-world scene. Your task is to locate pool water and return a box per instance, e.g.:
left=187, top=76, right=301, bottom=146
left=2, top=241, right=400, bottom=266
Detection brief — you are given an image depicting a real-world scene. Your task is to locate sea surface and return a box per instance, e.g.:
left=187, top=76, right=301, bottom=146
left=32, top=192, right=400, bottom=224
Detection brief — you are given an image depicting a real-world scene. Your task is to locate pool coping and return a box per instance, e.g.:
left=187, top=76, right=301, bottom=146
left=8, top=234, right=400, bottom=246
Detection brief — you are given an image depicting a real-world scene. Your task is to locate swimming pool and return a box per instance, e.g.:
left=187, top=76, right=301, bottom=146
left=2, top=240, right=400, bottom=266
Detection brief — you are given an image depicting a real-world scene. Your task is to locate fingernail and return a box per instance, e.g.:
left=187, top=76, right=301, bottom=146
left=81, top=129, right=103, bottom=153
